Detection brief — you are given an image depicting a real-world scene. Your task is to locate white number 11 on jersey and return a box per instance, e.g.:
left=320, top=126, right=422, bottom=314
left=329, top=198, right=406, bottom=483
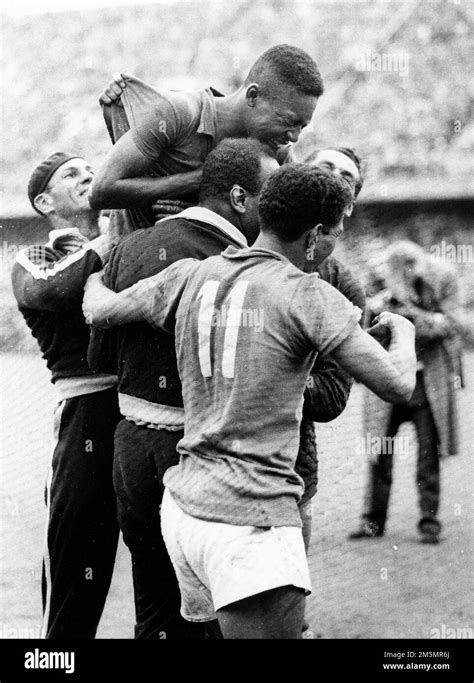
left=197, top=280, right=249, bottom=379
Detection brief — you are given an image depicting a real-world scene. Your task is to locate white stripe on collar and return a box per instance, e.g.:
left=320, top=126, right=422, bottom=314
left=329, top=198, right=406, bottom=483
left=47, top=227, right=83, bottom=248
left=158, top=206, right=248, bottom=247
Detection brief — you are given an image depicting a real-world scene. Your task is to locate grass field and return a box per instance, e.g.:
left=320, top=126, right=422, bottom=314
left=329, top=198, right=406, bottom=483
left=1, top=351, right=472, bottom=639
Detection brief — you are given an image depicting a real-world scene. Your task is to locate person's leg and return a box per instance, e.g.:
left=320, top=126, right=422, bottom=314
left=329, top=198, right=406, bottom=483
left=113, top=421, right=208, bottom=639
left=411, top=379, right=441, bottom=541
left=160, top=490, right=310, bottom=640
left=351, top=407, right=404, bottom=537
left=297, top=499, right=313, bottom=633
left=217, top=586, right=306, bottom=639
left=42, top=388, right=120, bottom=639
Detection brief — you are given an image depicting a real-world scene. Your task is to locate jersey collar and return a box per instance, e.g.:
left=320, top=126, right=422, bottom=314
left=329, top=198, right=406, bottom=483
left=46, top=227, right=85, bottom=248
left=222, top=245, right=294, bottom=264
left=160, top=206, right=248, bottom=247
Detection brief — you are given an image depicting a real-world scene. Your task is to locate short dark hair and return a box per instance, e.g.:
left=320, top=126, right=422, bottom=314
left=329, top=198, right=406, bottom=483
left=305, top=146, right=364, bottom=197
left=246, top=44, right=324, bottom=99
left=199, top=138, right=267, bottom=202
left=258, top=163, right=352, bottom=242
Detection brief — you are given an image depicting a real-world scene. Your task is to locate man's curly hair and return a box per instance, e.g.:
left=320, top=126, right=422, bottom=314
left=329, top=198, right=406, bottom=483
left=258, top=163, right=352, bottom=242
left=246, top=44, right=324, bottom=99
left=199, top=138, right=267, bottom=202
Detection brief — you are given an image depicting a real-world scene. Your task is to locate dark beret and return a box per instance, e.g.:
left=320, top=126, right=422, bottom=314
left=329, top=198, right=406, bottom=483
left=28, top=152, right=83, bottom=214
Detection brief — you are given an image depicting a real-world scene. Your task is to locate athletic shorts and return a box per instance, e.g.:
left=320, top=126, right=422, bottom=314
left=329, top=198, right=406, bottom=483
left=160, top=488, right=312, bottom=622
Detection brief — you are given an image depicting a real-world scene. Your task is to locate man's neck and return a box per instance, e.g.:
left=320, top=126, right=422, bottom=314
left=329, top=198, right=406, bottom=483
left=48, top=212, right=100, bottom=240
left=213, top=89, right=248, bottom=142
left=199, top=199, right=244, bottom=233
left=252, top=232, right=307, bottom=270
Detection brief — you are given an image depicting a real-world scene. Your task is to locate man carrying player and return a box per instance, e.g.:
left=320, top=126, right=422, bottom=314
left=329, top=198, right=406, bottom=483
left=83, top=163, right=416, bottom=638
left=87, top=137, right=278, bottom=639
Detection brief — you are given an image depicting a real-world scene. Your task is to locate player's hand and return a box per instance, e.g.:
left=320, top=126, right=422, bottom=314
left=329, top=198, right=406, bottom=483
left=369, top=311, right=414, bottom=345
left=83, top=271, right=104, bottom=322
left=153, top=199, right=193, bottom=222
left=366, top=291, right=389, bottom=315
left=83, top=270, right=115, bottom=327
left=98, top=72, right=130, bottom=106
left=367, top=313, right=391, bottom=347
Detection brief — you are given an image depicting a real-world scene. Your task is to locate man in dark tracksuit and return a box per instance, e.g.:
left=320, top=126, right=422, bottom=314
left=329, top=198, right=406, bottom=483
left=88, top=139, right=279, bottom=638
left=297, top=145, right=366, bottom=550
left=11, top=153, right=120, bottom=639
left=298, top=256, right=366, bottom=550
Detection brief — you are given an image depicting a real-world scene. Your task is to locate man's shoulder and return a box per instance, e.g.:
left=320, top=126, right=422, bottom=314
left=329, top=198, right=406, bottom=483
left=288, top=268, right=359, bottom=318
left=317, top=256, right=366, bottom=310
left=128, top=80, right=205, bottom=125
left=249, top=257, right=322, bottom=307
left=14, top=242, right=67, bottom=269
left=110, top=218, right=225, bottom=287
left=316, top=255, right=349, bottom=282
left=16, top=241, right=47, bottom=259
left=115, top=216, right=222, bottom=252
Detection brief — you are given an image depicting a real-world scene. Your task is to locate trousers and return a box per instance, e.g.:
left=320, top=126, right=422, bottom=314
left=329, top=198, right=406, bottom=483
left=113, top=419, right=210, bottom=639
left=362, top=373, right=440, bottom=533
left=42, top=387, right=120, bottom=638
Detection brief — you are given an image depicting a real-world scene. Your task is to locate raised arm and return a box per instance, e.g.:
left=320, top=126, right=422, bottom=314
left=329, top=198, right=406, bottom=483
left=331, top=312, right=416, bottom=404
left=91, top=77, right=204, bottom=209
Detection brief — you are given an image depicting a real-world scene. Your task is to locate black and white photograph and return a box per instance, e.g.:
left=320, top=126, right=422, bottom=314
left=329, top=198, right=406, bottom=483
left=1, top=0, right=473, bottom=676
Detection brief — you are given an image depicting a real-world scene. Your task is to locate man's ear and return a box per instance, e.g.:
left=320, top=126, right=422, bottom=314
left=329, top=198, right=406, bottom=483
left=305, top=224, right=323, bottom=261
left=245, top=83, right=259, bottom=107
left=308, top=223, right=323, bottom=245
left=34, top=192, right=54, bottom=216
left=345, top=201, right=355, bottom=217
left=229, top=185, right=247, bottom=214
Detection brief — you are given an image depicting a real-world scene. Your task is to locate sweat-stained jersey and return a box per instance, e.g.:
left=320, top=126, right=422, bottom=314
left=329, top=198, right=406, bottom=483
left=131, top=246, right=362, bottom=528
left=103, top=75, right=295, bottom=234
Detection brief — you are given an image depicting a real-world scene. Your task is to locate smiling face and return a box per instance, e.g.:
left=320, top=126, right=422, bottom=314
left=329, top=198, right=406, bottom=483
left=245, top=84, right=317, bottom=154
left=311, top=149, right=361, bottom=202
left=42, top=158, right=95, bottom=219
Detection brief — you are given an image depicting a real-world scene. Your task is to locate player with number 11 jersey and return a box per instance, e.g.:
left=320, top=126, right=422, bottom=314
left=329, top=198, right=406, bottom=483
left=133, top=244, right=361, bottom=529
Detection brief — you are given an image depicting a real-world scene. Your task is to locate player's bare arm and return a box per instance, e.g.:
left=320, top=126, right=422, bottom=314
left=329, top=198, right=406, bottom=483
left=96, top=73, right=196, bottom=219
left=331, top=311, right=416, bottom=404
left=89, top=132, right=203, bottom=209
left=83, top=271, right=146, bottom=328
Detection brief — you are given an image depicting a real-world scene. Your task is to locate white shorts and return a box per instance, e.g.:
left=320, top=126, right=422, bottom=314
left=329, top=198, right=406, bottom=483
left=160, top=488, right=312, bottom=622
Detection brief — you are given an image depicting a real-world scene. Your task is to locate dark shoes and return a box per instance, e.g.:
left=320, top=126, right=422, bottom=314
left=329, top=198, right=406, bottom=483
left=418, top=519, right=441, bottom=544
left=348, top=521, right=383, bottom=539
left=349, top=519, right=441, bottom=543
